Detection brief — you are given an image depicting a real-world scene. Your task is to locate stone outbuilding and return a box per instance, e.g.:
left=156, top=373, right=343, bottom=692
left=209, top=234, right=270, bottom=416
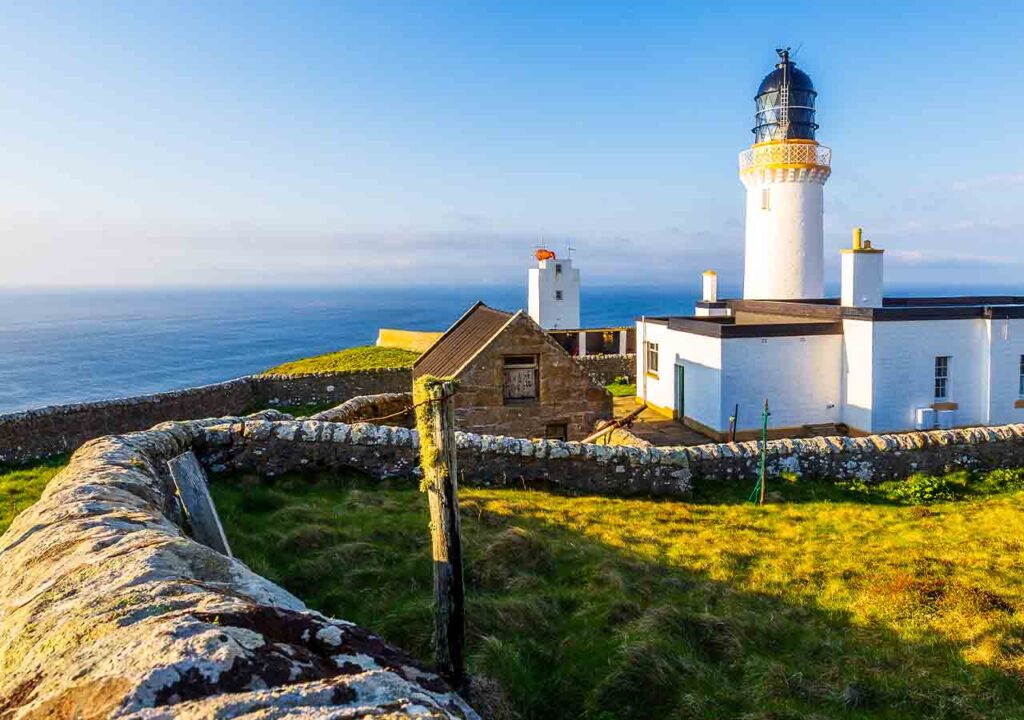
left=413, top=302, right=612, bottom=440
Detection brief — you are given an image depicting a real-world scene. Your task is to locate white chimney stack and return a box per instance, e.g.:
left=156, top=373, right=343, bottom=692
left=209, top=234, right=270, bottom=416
left=702, top=269, right=718, bottom=303
left=841, top=227, right=884, bottom=308
left=695, top=269, right=729, bottom=317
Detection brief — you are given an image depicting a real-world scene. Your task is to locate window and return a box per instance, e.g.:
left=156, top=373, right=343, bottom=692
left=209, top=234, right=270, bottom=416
left=545, top=423, right=568, bottom=441
left=934, top=356, right=950, bottom=400
left=1018, top=355, right=1024, bottom=397
left=645, top=341, right=659, bottom=374
left=555, top=290, right=563, bottom=300
left=503, top=355, right=538, bottom=403
left=555, top=263, right=562, bottom=274
left=761, top=188, right=771, bottom=210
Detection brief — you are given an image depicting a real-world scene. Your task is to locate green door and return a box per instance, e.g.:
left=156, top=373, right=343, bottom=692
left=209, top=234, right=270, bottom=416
left=675, top=364, right=685, bottom=420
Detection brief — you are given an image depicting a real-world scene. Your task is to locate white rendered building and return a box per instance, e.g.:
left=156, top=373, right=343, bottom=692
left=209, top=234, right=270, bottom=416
left=637, top=51, right=1024, bottom=439
left=528, top=251, right=580, bottom=330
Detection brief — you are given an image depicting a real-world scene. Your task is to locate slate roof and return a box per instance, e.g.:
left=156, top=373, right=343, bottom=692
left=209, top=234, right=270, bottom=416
left=413, top=302, right=514, bottom=379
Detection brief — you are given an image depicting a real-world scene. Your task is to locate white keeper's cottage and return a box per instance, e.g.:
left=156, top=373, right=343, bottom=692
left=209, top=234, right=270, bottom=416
left=638, top=50, right=1024, bottom=440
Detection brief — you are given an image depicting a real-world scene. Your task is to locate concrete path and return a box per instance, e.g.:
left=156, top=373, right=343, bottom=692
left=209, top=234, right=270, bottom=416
left=612, top=396, right=713, bottom=447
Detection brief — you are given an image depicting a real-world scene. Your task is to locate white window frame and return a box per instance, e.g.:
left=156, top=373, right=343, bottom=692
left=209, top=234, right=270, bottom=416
left=761, top=188, right=771, bottom=210
left=934, top=355, right=951, bottom=400
left=645, top=341, right=659, bottom=375
left=1018, top=354, right=1024, bottom=398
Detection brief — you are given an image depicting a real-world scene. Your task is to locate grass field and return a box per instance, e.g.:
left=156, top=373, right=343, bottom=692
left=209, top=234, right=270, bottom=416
left=603, top=379, right=636, bottom=397
left=4, top=455, right=1023, bottom=718
left=210, top=470, right=1024, bottom=720
left=0, top=456, right=67, bottom=534
left=262, top=345, right=419, bottom=375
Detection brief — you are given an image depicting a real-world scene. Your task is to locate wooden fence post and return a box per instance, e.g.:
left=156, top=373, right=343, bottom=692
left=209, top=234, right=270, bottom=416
left=414, top=376, right=466, bottom=687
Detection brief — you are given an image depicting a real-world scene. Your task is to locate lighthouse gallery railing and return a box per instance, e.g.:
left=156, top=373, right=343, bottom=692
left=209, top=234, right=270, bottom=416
left=738, top=143, right=831, bottom=172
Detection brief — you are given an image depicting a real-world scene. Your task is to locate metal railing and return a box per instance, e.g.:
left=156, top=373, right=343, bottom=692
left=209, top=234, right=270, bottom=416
left=738, top=143, right=831, bottom=172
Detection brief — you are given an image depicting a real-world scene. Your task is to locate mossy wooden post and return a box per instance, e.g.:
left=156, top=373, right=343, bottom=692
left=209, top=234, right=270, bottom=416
left=414, top=376, right=465, bottom=687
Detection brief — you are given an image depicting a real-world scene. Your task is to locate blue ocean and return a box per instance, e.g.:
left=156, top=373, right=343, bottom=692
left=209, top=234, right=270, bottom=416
left=0, top=285, right=706, bottom=414
left=0, top=282, right=1015, bottom=414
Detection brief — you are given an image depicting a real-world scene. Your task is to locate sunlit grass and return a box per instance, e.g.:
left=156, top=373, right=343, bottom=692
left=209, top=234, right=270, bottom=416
left=262, top=345, right=419, bottom=375
left=0, top=455, right=67, bottom=534
left=212, top=470, right=1024, bottom=720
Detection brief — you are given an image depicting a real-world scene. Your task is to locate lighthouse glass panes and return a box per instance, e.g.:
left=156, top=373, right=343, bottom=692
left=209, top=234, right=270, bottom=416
left=752, top=53, right=818, bottom=143
left=935, top=356, right=950, bottom=400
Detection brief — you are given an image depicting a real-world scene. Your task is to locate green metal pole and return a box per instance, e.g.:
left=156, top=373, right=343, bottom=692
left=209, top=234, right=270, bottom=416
left=758, top=398, right=769, bottom=506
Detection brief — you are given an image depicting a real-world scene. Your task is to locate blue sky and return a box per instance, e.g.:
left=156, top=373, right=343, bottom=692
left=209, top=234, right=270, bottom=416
left=0, top=1, right=1021, bottom=289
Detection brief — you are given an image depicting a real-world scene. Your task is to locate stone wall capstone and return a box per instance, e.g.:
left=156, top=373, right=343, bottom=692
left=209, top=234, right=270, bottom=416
left=0, top=411, right=477, bottom=719
left=310, top=392, right=415, bottom=426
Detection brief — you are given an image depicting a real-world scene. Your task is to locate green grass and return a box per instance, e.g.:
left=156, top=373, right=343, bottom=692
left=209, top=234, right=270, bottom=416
left=211, top=470, right=1024, bottom=720
left=0, top=456, right=67, bottom=534
left=604, top=380, right=636, bottom=397
left=5, top=455, right=1024, bottom=718
left=263, top=345, right=420, bottom=375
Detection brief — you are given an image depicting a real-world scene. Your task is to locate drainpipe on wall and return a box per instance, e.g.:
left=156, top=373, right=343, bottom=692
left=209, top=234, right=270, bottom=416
left=641, top=316, right=647, bottom=401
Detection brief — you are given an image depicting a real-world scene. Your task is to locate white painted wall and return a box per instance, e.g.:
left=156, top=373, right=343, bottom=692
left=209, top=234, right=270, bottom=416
left=984, top=318, right=1024, bottom=426
left=841, top=319, right=874, bottom=432
left=840, top=251, right=884, bottom=308
left=636, top=320, right=723, bottom=430
left=720, top=334, right=842, bottom=431
left=869, top=319, right=988, bottom=432
left=528, top=258, right=580, bottom=329
left=742, top=174, right=826, bottom=300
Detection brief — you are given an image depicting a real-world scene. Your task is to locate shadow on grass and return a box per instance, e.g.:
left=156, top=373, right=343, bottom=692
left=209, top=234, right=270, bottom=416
left=211, top=471, right=1024, bottom=720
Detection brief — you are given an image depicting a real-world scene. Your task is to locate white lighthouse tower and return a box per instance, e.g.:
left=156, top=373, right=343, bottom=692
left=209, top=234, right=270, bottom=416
left=740, top=49, right=831, bottom=300
left=528, top=249, right=580, bottom=329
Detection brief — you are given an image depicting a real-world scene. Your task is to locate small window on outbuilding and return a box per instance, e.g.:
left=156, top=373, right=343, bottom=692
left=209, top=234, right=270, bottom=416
left=645, top=341, right=659, bottom=375
left=935, top=356, right=950, bottom=400
left=545, top=423, right=568, bottom=441
left=504, top=355, right=539, bottom=403
left=761, top=188, right=771, bottom=210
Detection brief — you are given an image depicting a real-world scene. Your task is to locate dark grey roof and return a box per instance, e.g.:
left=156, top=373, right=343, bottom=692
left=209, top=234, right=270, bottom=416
left=413, top=302, right=513, bottom=379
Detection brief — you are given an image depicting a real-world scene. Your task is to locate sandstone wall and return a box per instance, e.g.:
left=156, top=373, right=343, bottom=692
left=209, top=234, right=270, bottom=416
left=451, top=314, right=613, bottom=441
left=576, top=353, right=636, bottom=384
left=0, top=411, right=476, bottom=719
left=0, top=369, right=412, bottom=465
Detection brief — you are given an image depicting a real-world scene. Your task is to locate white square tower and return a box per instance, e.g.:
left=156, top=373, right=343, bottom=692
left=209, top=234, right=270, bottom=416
left=528, top=253, right=580, bottom=329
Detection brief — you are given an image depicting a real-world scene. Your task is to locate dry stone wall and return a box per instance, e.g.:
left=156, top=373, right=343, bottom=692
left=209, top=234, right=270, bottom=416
left=193, top=418, right=1024, bottom=493
left=310, top=392, right=415, bottom=426
left=682, top=424, right=1024, bottom=483
left=576, top=353, right=636, bottom=384
left=194, top=419, right=692, bottom=497
left=0, top=411, right=477, bottom=719
left=0, top=369, right=411, bottom=465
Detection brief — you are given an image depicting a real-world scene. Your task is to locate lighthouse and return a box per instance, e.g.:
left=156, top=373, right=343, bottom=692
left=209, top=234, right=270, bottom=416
left=740, top=49, right=831, bottom=300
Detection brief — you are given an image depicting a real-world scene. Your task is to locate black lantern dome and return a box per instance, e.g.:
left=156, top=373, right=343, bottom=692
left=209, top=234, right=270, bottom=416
left=753, top=49, right=818, bottom=143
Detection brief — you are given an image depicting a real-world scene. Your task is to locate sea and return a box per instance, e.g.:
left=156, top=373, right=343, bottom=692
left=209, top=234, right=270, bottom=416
left=0, top=283, right=1014, bottom=415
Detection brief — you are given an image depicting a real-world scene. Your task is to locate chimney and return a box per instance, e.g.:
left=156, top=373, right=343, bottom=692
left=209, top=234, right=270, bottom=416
left=841, top=227, right=884, bottom=308
left=702, top=269, right=718, bottom=303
